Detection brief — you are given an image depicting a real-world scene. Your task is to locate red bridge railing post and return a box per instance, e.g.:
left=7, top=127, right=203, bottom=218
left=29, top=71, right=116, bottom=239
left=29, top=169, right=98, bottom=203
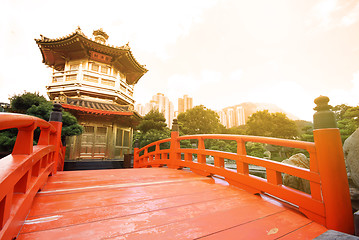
left=168, top=119, right=180, bottom=169
left=313, top=96, right=354, bottom=234
left=133, top=139, right=139, bottom=168
left=12, top=122, right=36, bottom=155
left=49, top=103, right=63, bottom=175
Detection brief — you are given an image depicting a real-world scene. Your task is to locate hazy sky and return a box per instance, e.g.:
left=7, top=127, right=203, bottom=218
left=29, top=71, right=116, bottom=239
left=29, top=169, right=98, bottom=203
left=1, top=0, right=359, bottom=121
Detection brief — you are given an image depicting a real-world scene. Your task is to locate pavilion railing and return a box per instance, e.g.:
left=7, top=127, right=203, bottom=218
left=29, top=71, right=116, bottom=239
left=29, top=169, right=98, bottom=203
left=0, top=104, right=64, bottom=240
left=133, top=96, right=354, bottom=234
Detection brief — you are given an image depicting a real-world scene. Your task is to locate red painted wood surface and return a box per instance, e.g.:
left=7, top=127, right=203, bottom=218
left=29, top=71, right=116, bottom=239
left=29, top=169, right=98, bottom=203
left=134, top=132, right=354, bottom=233
left=18, top=168, right=327, bottom=239
left=0, top=113, right=64, bottom=240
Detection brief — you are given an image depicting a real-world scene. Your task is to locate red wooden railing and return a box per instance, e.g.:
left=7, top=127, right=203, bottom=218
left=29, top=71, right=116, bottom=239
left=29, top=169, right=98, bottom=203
left=134, top=124, right=354, bottom=234
left=0, top=112, right=64, bottom=240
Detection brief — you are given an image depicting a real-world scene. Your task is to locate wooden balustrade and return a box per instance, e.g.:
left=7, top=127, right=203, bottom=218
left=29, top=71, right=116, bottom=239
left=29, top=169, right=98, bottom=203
left=0, top=112, right=64, bottom=240
left=134, top=130, right=354, bottom=234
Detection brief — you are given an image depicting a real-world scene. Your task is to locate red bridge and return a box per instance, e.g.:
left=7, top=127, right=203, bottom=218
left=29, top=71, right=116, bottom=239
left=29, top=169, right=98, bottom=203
left=0, top=103, right=355, bottom=239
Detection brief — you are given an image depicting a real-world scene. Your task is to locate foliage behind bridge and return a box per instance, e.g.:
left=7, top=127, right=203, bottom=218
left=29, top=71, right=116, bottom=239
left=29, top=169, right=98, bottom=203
left=0, top=92, right=83, bottom=153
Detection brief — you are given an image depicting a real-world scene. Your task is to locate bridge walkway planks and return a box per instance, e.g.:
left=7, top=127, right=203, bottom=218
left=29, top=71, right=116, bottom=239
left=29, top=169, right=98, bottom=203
left=17, top=168, right=327, bottom=239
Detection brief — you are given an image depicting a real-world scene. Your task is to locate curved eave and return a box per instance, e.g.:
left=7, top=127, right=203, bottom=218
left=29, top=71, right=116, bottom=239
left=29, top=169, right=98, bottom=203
left=125, top=51, right=148, bottom=85
left=35, top=32, right=148, bottom=82
left=62, top=104, right=134, bottom=116
left=132, top=111, right=143, bottom=121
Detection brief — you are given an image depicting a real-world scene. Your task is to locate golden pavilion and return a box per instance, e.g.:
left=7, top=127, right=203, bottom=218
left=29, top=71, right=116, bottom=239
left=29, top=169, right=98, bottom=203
left=35, top=27, right=147, bottom=163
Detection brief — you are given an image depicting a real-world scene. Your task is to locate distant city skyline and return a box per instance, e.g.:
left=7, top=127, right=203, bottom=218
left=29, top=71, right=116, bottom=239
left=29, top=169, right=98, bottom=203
left=136, top=93, right=298, bottom=129
left=178, top=95, right=193, bottom=114
left=135, top=94, right=195, bottom=128
left=218, top=105, right=246, bottom=128
left=135, top=93, right=174, bottom=128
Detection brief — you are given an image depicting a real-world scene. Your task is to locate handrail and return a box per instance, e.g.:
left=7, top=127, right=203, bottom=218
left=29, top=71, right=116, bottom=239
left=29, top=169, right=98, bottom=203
left=0, top=111, right=64, bottom=240
left=0, top=113, right=56, bottom=132
left=134, top=134, right=323, bottom=216
left=134, top=123, right=353, bottom=234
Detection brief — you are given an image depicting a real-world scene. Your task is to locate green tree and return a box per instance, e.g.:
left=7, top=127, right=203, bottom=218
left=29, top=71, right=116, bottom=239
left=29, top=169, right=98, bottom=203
left=246, top=110, right=298, bottom=139
left=299, top=125, right=314, bottom=142
left=245, top=142, right=266, bottom=158
left=0, top=129, right=17, bottom=154
left=0, top=92, right=83, bottom=153
left=271, top=104, right=359, bottom=143
left=22, top=99, right=83, bottom=138
left=177, top=105, right=224, bottom=135
left=10, top=91, right=47, bottom=113
left=134, top=128, right=171, bottom=151
left=177, top=105, right=233, bottom=152
left=208, top=140, right=237, bottom=153
left=222, top=125, right=247, bottom=135
left=295, top=120, right=314, bottom=142
left=134, top=109, right=170, bottom=150
left=137, top=109, right=167, bottom=133
left=332, top=104, right=359, bottom=142
left=333, top=104, right=352, bottom=121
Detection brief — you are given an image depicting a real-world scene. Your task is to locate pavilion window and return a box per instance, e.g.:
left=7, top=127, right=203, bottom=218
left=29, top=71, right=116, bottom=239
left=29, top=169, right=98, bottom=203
left=116, top=129, right=123, bottom=146
left=91, top=63, right=99, bottom=72
left=96, top=127, right=107, bottom=146
left=82, top=126, right=95, bottom=145
left=101, top=65, right=110, bottom=74
left=53, top=76, right=63, bottom=83
left=65, top=75, right=77, bottom=81
left=123, top=131, right=130, bottom=147
left=83, top=75, right=99, bottom=83
left=101, top=79, right=115, bottom=87
left=70, top=64, right=79, bottom=71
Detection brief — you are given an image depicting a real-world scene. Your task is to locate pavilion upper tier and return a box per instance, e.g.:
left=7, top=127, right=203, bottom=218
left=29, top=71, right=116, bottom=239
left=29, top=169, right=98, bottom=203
left=35, top=27, right=148, bottom=106
left=35, top=27, right=148, bottom=85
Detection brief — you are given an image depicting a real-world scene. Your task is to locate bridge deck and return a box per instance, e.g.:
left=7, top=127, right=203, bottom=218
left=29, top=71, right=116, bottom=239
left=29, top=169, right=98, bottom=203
left=17, top=168, right=327, bottom=239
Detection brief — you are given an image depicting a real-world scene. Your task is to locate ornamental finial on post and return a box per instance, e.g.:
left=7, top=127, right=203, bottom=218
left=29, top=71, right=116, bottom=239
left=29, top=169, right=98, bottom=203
left=172, top=119, right=179, bottom=132
left=134, top=139, right=139, bottom=148
left=49, top=103, right=63, bottom=122
left=313, top=95, right=337, bottom=129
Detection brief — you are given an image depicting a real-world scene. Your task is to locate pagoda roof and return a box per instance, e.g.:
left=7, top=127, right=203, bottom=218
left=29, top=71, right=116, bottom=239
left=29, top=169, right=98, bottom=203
left=35, top=28, right=148, bottom=85
left=62, top=98, right=140, bottom=118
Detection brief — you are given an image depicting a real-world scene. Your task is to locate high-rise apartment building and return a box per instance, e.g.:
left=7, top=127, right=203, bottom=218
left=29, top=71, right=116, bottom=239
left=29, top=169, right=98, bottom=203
left=178, top=95, right=193, bottom=113
left=134, top=104, right=145, bottom=116
left=219, top=105, right=246, bottom=128
left=135, top=93, right=174, bottom=128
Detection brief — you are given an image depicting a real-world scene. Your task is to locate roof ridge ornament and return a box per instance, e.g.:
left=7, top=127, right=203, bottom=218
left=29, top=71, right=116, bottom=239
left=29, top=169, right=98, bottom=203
left=125, top=42, right=131, bottom=50
left=37, top=34, right=49, bottom=42
left=93, top=28, right=109, bottom=44
left=76, top=26, right=84, bottom=35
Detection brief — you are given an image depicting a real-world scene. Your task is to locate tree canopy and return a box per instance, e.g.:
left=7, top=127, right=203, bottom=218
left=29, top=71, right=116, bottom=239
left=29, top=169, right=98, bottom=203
left=134, top=109, right=170, bottom=150
left=177, top=105, right=224, bottom=135
left=245, top=110, right=298, bottom=139
left=297, top=104, right=359, bottom=143
left=10, top=92, right=47, bottom=113
left=136, top=109, right=167, bottom=133
left=131, top=105, right=310, bottom=161
left=26, top=102, right=83, bottom=137
left=332, top=104, right=359, bottom=142
left=0, top=92, right=83, bottom=153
